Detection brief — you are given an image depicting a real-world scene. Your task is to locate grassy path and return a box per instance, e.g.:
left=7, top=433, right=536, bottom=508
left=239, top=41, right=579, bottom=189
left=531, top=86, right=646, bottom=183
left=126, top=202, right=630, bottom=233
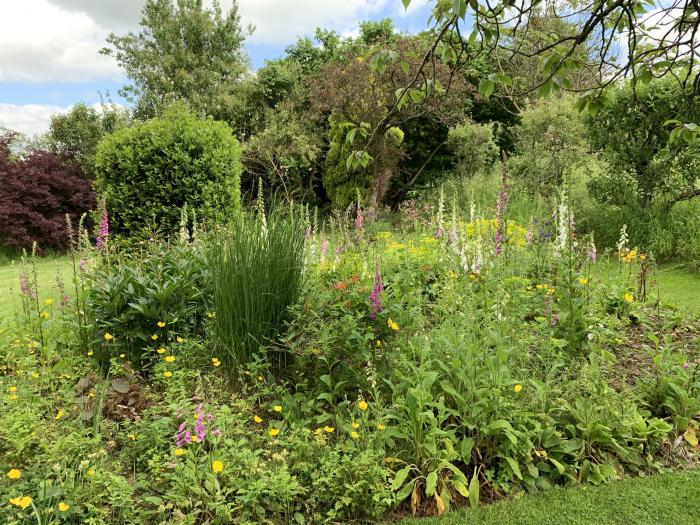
left=394, top=469, right=700, bottom=525
left=0, top=256, right=74, bottom=322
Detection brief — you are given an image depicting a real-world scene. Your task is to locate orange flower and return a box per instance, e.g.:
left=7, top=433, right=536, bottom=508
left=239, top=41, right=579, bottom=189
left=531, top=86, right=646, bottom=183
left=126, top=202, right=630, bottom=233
left=333, top=281, right=348, bottom=290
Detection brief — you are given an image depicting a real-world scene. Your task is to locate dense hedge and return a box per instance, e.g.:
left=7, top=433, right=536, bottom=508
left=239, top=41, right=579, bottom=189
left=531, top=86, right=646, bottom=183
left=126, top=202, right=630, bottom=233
left=94, top=104, right=242, bottom=238
left=0, top=133, right=95, bottom=252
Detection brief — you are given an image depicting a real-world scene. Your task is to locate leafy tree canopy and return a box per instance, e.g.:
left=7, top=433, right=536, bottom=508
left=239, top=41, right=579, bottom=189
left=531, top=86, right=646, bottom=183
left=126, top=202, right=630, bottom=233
left=101, top=0, right=251, bottom=119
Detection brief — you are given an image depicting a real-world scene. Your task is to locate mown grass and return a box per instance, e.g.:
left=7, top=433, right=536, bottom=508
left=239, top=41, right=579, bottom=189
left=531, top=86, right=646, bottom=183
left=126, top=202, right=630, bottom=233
left=593, top=257, right=700, bottom=317
left=0, top=256, right=73, bottom=322
left=395, top=469, right=700, bottom=525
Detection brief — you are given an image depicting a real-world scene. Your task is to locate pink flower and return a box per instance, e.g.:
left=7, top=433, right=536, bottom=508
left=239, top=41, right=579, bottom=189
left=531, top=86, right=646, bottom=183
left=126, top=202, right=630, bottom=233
left=355, top=205, right=364, bottom=231
left=96, top=206, right=109, bottom=251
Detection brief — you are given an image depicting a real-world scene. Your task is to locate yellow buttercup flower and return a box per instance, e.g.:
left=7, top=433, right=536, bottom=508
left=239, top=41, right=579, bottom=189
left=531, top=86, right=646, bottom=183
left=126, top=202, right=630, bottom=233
left=86, top=468, right=95, bottom=477
left=269, top=427, right=280, bottom=436
left=174, top=448, right=185, bottom=456
left=624, top=292, right=634, bottom=303
left=358, top=400, right=368, bottom=411
left=87, top=350, right=93, bottom=356
left=157, top=321, right=166, bottom=328
left=7, top=469, right=20, bottom=480
left=315, top=428, right=322, bottom=435
left=253, top=415, right=263, bottom=423
left=165, top=355, right=175, bottom=363
left=9, top=496, right=32, bottom=509
left=7, top=386, right=17, bottom=393
left=207, top=312, right=216, bottom=318
left=514, top=384, right=523, bottom=393
left=163, top=371, right=173, bottom=378
left=176, top=336, right=184, bottom=343
left=45, top=298, right=53, bottom=305
left=212, top=358, right=221, bottom=367
left=350, top=431, right=359, bottom=439
left=578, top=277, right=589, bottom=285
left=212, top=460, right=224, bottom=473
left=40, top=311, right=49, bottom=318
left=351, top=422, right=360, bottom=429
left=104, top=333, right=113, bottom=341
left=387, top=318, right=399, bottom=331
left=31, top=372, right=39, bottom=379
left=55, top=409, right=64, bottom=420
left=58, top=502, right=70, bottom=512
left=119, top=353, right=125, bottom=358
left=377, top=423, right=386, bottom=431
left=8, top=395, right=17, bottom=401
left=151, top=334, right=158, bottom=341
left=127, top=433, right=136, bottom=440
left=323, top=426, right=335, bottom=433
left=257, top=375, right=264, bottom=381
left=273, top=405, right=282, bottom=413
left=157, top=347, right=166, bottom=354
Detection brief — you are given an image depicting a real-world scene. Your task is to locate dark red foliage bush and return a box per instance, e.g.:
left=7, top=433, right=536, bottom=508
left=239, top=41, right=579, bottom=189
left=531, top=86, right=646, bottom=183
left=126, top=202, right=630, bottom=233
left=0, top=132, right=96, bottom=252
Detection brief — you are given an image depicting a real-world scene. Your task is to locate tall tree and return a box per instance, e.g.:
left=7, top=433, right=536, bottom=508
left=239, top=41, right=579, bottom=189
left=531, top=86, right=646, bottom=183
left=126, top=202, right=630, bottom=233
left=101, top=0, right=251, bottom=118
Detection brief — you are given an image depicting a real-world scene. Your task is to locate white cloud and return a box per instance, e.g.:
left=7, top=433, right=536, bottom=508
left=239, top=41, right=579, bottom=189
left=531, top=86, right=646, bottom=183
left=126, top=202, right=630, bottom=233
left=235, top=0, right=392, bottom=44
left=1, top=0, right=402, bottom=85
left=0, top=0, right=121, bottom=83
left=0, top=102, right=127, bottom=136
left=47, top=0, right=143, bottom=31
left=0, top=103, right=69, bottom=136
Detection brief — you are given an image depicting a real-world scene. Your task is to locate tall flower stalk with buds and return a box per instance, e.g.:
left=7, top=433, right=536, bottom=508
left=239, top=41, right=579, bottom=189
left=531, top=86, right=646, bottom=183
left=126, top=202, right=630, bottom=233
left=434, top=185, right=445, bottom=239
left=369, top=262, right=383, bottom=320
left=494, top=169, right=510, bottom=255
left=96, top=203, right=109, bottom=252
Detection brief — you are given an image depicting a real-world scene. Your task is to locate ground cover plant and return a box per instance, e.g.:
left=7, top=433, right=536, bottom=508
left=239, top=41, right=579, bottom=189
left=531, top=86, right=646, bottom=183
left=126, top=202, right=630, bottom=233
left=1, top=183, right=698, bottom=524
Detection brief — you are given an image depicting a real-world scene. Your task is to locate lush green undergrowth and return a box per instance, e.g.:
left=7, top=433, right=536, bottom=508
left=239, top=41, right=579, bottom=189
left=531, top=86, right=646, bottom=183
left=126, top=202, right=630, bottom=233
left=394, top=469, right=700, bottom=525
left=1, top=203, right=698, bottom=524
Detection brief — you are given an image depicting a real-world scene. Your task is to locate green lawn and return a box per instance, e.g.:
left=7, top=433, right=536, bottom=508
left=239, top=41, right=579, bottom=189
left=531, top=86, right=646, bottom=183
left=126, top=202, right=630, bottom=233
left=394, top=469, right=700, bottom=525
left=655, top=264, right=700, bottom=316
left=593, top=258, right=700, bottom=317
left=0, top=256, right=73, bottom=322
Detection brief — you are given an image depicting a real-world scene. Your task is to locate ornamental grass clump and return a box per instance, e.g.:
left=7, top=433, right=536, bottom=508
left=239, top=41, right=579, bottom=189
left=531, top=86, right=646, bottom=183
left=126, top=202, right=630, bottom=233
left=208, top=208, right=306, bottom=370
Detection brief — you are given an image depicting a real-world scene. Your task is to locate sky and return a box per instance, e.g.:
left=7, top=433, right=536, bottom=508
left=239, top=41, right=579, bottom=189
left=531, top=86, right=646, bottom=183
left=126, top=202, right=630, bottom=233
left=0, top=0, right=433, bottom=136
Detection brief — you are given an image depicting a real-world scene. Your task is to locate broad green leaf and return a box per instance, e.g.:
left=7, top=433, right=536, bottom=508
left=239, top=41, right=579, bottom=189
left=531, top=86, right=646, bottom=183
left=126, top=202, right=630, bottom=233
left=409, top=88, right=425, bottom=103
left=495, top=72, right=513, bottom=87
left=395, top=478, right=416, bottom=502
left=460, top=437, right=474, bottom=461
left=538, top=80, right=552, bottom=97
left=504, top=456, right=523, bottom=480
left=425, top=471, right=438, bottom=496
left=452, top=480, right=470, bottom=498
left=393, top=466, right=412, bottom=490
left=469, top=470, right=480, bottom=507
left=478, top=78, right=495, bottom=98
left=549, top=457, right=566, bottom=475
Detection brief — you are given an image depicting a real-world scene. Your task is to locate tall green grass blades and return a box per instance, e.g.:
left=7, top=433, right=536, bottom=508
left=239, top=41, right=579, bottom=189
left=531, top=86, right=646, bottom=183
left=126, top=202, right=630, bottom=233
left=208, top=210, right=306, bottom=370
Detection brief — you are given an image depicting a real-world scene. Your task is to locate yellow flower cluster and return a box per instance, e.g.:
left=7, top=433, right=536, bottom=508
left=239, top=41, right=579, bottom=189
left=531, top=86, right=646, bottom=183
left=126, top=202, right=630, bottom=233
left=619, top=248, right=647, bottom=263
left=9, top=496, right=32, bottom=509
left=461, top=219, right=529, bottom=246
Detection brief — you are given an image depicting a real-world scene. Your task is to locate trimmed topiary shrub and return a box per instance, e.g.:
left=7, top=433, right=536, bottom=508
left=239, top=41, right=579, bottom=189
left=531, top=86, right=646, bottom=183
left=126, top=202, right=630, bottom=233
left=94, top=104, right=242, bottom=238
left=0, top=132, right=95, bottom=252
